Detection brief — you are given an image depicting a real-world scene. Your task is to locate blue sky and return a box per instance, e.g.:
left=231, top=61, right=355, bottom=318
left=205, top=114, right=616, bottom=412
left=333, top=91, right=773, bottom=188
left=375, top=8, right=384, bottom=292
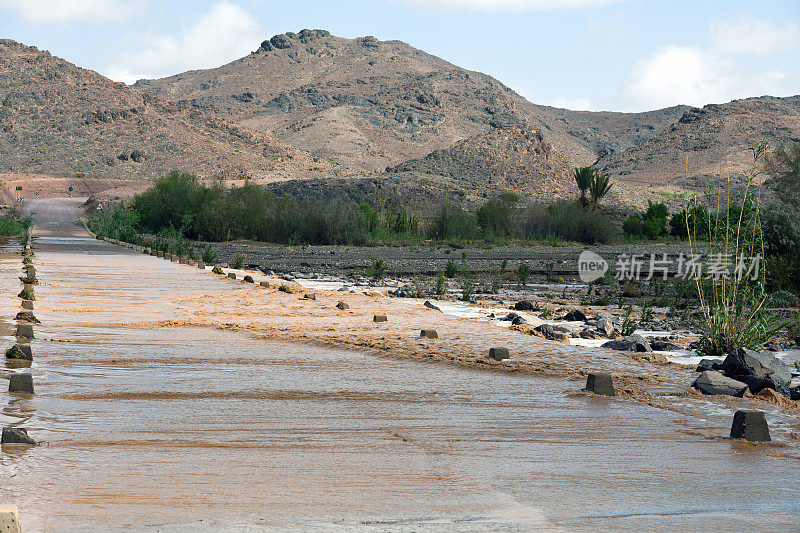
left=1, top=0, right=798, bottom=111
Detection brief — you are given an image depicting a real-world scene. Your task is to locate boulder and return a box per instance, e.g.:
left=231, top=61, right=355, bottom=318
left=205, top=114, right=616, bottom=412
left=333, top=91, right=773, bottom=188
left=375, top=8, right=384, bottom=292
left=420, top=329, right=438, bottom=339
left=1, top=427, right=36, bottom=445
left=533, top=324, right=570, bottom=344
left=270, top=34, right=294, bottom=49
left=695, top=358, right=723, bottom=372
left=722, top=348, right=792, bottom=396
left=260, top=281, right=270, bottom=288
left=336, top=301, right=350, bottom=310
left=488, top=347, right=510, bottom=361
left=303, top=293, right=316, bottom=300
left=601, top=335, right=652, bottom=352
left=373, top=315, right=388, bottom=323
left=564, top=310, right=587, bottom=322
left=583, top=373, right=616, bottom=396
left=9, top=373, right=34, bottom=394
left=596, top=317, right=615, bottom=337
left=730, top=410, right=771, bottom=442
left=6, top=345, right=32, bottom=360
left=15, top=324, right=33, bottom=339
left=514, top=300, right=535, bottom=311
left=692, top=370, right=748, bottom=397
left=511, top=316, right=528, bottom=326
left=650, top=340, right=680, bottom=351
left=227, top=273, right=237, bottom=280
left=423, top=300, right=441, bottom=311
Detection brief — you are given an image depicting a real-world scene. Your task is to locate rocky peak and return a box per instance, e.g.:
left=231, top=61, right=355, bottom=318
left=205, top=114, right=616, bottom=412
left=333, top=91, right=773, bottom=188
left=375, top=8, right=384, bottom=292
left=257, top=29, right=332, bottom=52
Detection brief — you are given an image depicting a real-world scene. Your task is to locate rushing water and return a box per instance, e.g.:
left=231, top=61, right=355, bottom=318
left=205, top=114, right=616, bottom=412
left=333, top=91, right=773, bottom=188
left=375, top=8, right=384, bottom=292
left=1, top=199, right=799, bottom=531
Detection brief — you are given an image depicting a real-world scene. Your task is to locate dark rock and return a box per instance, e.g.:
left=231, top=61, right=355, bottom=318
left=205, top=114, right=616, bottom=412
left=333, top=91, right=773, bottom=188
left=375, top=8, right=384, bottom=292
left=564, top=310, right=587, bottom=322
left=373, top=315, right=387, bottom=322
left=583, top=373, right=615, bottom=396
left=302, top=293, right=316, bottom=300
left=791, top=386, right=800, bottom=401
left=358, top=36, right=379, bottom=48
left=730, top=410, right=771, bottom=442
left=227, top=273, right=237, bottom=280
left=9, top=373, right=33, bottom=394
left=514, top=300, right=535, bottom=311
left=511, top=316, right=527, bottom=325
left=722, top=348, right=792, bottom=396
left=601, top=334, right=652, bottom=352
left=270, top=34, right=294, bottom=49
left=423, top=300, right=442, bottom=311
left=1, top=427, right=36, bottom=445
left=650, top=340, right=680, bottom=351
left=6, top=344, right=32, bottom=360
left=130, top=149, right=146, bottom=162
left=692, top=371, right=748, bottom=397
left=420, top=329, right=438, bottom=339
left=499, top=312, right=519, bottom=322
left=488, top=347, right=510, bottom=361
left=336, top=301, right=350, bottom=310
left=695, top=358, right=723, bottom=372
left=260, top=281, right=270, bottom=288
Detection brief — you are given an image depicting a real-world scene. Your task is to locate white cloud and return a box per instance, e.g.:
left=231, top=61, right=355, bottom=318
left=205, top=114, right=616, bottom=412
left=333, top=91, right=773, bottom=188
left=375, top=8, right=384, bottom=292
left=619, top=43, right=793, bottom=111
left=710, top=17, right=800, bottom=56
left=546, top=97, right=594, bottom=111
left=0, top=0, right=140, bottom=24
left=398, top=0, right=621, bottom=12
left=105, top=1, right=260, bottom=84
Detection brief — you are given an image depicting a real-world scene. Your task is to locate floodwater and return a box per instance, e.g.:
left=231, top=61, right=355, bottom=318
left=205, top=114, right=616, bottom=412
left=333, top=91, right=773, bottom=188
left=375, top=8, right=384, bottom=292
left=2, top=199, right=799, bottom=531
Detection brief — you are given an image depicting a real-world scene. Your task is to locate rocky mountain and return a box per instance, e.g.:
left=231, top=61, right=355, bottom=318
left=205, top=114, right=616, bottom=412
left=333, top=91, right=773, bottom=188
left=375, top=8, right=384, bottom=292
left=134, top=30, right=684, bottom=174
left=597, top=96, right=800, bottom=189
left=0, top=39, right=333, bottom=180
left=386, top=124, right=573, bottom=200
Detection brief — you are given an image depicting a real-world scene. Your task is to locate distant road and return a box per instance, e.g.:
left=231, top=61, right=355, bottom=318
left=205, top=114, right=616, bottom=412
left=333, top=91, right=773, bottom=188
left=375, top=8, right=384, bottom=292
left=20, top=197, right=89, bottom=238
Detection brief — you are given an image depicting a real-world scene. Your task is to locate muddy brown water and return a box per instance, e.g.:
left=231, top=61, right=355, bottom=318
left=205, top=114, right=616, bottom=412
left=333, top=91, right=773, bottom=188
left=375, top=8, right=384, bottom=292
left=1, top=199, right=799, bottom=531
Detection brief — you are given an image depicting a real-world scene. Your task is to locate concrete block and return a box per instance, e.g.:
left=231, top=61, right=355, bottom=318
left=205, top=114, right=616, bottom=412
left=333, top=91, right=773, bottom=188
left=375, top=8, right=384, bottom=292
left=157, top=251, right=164, bottom=258
left=22, top=283, right=34, bottom=293
left=188, top=259, right=196, bottom=266
left=179, top=256, right=188, bottom=264
left=0, top=504, right=21, bottom=533
left=227, top=273, right=237, bottom=280
left=488, top=347, right=510, bottom=361
left=373, top=315, right=388, bottom=322
left=730, top=410, right=771, bottom=442
left=21, top=301, right=33, bottom=310
left=1, top=427, right=36, bottom=446
left=15, top=324, right=33, bottom=339
left=9, top=373, right=34, bottom=394
left=197, top=262, right=206, bottom=269
left=336, top=301, right=349, bottom=310
left=6, top=345, right=32, bottom=360
left=303, top=293, right=317, bottom=300
left=260, top=281, right=270, bottom=288
left=583, top=373, right=616, bottom=396
left=420, top=329, right=438, bottom=339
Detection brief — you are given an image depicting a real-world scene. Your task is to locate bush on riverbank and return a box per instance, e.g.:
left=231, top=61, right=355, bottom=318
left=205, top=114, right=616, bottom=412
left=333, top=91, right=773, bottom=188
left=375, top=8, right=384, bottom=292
left=0, top=212, right=32, bottom=235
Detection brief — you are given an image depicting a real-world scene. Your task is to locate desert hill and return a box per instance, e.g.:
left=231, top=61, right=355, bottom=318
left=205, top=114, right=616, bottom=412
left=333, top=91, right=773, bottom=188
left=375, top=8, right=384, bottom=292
left=597, top=96, right=800, bottom=189
left=134, top=30, right=685, bottom=173
left=0, top=39, right=334, bottom=181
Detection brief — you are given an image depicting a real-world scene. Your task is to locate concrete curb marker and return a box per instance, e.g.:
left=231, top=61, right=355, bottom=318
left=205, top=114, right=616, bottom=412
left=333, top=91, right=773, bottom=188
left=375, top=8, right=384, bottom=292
left=730, top=410, right=771, bottom=442
left=420, top=329, right=438, bottom=339
left=583, top=373, right=616, bottom=396
left=1, top=427, right=36, bottom=446
left=9, top=373, right=34, bottom=394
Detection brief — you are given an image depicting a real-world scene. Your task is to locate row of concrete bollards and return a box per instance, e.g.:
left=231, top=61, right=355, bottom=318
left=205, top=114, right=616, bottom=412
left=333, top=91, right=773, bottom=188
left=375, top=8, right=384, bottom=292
left=94, top=236, right=774, bottom=444
left=3, top=228, right=38, bottom=462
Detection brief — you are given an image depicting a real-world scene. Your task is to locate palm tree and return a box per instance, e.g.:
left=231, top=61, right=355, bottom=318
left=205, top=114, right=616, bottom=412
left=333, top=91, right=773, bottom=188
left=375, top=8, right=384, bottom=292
left=573, top=167, right=594, bottom=207
left=588, top=172, right=613, bottom=210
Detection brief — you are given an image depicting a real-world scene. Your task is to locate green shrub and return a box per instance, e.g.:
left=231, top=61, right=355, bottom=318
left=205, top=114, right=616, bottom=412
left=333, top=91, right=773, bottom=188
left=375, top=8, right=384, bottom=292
left=367, top=257, right=386, bottom=281
left=517, top=263, right=531, bottom=287
left=460, top=281, right=473, bottom=302
left=623, top=201, right=668, bottom=239
left=201, top=246, right=218, bottom=264
left=232, top=254, right=246, bottom=270
left=435, top=273, right=446, bottom=295
left=212, top=266, right=224, bottom=275
left=444, top=259, right=458, bottom=278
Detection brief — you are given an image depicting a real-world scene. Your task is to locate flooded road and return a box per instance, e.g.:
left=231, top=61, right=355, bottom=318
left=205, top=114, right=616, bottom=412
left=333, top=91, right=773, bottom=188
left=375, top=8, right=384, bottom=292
left=2, top=199, right=799, bottom=531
